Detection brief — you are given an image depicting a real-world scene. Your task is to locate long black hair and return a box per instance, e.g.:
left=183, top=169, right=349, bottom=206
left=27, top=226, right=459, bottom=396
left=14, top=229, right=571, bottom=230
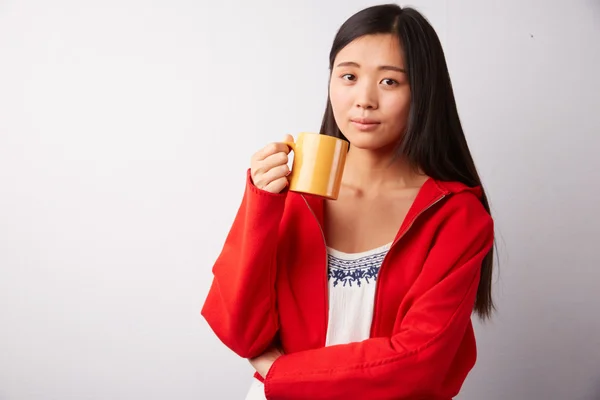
left=320, top=4, right=496, bottom=320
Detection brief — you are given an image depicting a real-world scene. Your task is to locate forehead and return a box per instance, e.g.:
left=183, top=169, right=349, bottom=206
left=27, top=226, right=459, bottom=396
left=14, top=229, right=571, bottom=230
left=334, top=34, right=404, bottom=67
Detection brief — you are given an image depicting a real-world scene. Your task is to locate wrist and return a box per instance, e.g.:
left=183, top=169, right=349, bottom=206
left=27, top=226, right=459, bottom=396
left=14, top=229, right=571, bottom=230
left=260, top=360, right=274, bottom=378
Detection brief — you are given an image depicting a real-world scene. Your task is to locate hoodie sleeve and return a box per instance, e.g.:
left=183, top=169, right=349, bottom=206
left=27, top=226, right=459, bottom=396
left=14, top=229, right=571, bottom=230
left=201, top=169, right=287, bottom=359
left=263, top=193, right=494, bottom=400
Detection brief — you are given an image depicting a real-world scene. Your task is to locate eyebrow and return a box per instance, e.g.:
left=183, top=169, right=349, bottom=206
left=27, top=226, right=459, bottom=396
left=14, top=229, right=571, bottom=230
left=335, top=61, right=406, bottom=73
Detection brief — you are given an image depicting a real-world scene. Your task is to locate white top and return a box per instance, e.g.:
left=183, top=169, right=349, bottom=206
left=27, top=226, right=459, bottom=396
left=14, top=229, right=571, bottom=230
left=324, top=242, right=391, bottom=346
left=244, top=243, right=391, bottom=400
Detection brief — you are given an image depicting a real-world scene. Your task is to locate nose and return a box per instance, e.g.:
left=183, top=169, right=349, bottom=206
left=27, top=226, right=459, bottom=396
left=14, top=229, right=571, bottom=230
left=355, top=80, right=378, bottom=110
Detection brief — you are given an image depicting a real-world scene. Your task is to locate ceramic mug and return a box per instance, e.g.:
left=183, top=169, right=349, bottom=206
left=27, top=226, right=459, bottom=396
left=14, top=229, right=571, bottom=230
left=283, top=132, right=348, bottom=200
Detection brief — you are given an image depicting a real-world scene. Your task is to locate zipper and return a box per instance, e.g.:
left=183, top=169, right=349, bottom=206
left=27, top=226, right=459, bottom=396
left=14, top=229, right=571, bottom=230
left=302, top=192, right=448, bottom=342
left=301, top=195, right=329, bottom=347
left=369, top=194, right=447, bottom=337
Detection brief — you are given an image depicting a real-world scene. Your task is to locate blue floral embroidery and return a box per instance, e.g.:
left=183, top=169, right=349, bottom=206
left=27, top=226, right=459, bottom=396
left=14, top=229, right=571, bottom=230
left=327, top=251, right=388, bottom=288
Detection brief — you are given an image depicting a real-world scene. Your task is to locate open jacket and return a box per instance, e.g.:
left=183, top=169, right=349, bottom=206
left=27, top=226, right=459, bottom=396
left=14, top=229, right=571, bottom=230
left=201, top=169, right=494, bottom=400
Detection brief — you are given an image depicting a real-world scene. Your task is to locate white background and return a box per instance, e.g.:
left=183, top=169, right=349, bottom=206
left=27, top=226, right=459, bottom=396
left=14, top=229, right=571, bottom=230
left=1, top=0, right=599, bottom=399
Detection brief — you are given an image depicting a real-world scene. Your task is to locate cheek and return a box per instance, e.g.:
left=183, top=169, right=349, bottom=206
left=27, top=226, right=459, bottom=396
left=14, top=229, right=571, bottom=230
left=383, top=93, right=411, bottom=124
left=329, top=81, right=351, bottom=115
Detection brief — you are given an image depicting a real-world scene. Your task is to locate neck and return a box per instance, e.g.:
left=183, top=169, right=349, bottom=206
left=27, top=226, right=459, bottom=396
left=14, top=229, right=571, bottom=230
left=342, top=144, right=425, bottom=193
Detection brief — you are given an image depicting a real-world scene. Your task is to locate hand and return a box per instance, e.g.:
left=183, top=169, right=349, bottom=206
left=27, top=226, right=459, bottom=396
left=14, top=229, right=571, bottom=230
left=250, top=135, right=294, bottom=193
left=248, top=345, right=284, bottom=379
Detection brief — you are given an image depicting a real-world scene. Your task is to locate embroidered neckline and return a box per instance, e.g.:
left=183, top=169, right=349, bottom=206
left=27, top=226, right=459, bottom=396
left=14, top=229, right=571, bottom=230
left=327, top=244, right=391, bottom=288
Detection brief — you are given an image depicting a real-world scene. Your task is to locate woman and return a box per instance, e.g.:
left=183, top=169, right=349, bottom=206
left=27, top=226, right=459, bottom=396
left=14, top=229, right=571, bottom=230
left=201, top=4, right=495, bottom=399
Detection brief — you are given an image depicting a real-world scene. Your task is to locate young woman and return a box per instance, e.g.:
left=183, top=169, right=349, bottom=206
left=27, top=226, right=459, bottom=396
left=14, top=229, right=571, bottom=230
left=201, top=4, right=495, bottom=399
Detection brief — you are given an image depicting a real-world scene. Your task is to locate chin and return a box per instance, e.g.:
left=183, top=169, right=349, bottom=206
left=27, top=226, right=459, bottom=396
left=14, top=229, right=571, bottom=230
left=341, top=128, right=399, bottom=151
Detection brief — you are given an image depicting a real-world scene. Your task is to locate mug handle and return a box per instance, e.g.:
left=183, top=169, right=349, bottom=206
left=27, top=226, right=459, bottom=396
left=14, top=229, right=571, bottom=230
left=281, top=139, right=295, bottom=179
left=282, top=140, right=295, bottom=153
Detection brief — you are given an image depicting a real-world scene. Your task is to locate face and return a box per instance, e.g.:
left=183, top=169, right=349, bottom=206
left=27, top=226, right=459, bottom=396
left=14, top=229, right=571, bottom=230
left=329, top=34, right=411, bottom=151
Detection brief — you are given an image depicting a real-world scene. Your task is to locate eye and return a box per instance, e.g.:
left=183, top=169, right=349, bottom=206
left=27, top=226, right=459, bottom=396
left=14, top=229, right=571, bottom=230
left=381, top=78, right=399, bottom=86
left=341, top=73, right=356, bottom=81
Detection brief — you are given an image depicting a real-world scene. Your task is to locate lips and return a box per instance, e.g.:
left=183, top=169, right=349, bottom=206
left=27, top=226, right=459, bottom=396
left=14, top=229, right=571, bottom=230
left=350, top=117, right=381, bottom=132
left=350, top=117, right=380, bottom=125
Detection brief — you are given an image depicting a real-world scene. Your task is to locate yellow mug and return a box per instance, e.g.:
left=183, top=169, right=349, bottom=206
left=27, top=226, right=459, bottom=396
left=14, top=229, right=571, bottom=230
left=284, top=132, right=348, bottom=200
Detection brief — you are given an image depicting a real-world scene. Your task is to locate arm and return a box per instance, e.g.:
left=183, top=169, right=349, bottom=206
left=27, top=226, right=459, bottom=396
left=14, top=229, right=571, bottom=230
left=201, top=169, right=287, bottom=359
left=263, top=194, right=494, bottom=400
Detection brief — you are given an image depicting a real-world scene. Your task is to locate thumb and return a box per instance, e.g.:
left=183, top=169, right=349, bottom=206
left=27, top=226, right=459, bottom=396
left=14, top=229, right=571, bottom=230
left=281, top=134, right=294, bottom=154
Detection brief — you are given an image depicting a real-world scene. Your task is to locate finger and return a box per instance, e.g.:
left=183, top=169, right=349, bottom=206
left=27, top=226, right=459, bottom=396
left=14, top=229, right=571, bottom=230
left=251, top=152, right=287, bottom=178
left=263, top=176, right=288, bottom=193
left=262, top=164, right=290, bottom=184
left=259, top=151, right=288, bottom=172
left=282, top=134, right=294, bottom=143
left=259, top=142, right=290, bottom=160
left=252, top=163, right=289, bottom=189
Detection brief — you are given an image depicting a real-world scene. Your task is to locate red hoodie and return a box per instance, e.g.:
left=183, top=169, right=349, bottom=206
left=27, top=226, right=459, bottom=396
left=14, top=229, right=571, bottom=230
left=201, top=169, right=494, bottom=400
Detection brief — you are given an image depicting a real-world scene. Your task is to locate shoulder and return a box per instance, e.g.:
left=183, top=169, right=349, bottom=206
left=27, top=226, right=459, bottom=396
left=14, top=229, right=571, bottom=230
left=432, top=179, right=493, bottom=234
